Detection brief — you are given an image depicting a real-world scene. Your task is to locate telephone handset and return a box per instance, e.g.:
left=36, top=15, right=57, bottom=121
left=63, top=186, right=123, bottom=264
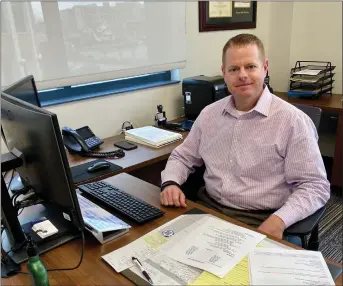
left=62, top=126, right=125, bottom=159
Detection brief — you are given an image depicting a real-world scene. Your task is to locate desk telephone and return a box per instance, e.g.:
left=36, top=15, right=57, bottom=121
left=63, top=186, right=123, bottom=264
left=62, top=126, right=125, bottom=159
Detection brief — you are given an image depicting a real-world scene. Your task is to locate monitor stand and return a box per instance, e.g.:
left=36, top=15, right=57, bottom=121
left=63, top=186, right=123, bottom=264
left=2, top=204, right=80, bottom=265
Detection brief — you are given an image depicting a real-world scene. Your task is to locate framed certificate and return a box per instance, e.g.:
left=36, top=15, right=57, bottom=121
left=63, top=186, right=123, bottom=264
left=199, top=1, right=257, bottom=32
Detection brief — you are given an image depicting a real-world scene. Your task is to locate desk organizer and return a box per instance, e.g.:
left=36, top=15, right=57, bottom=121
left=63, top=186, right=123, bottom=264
left=288, top=61, right=335, bottom=99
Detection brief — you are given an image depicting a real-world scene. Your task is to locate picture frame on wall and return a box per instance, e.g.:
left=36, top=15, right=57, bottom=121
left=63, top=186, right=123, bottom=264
left=199, top=1, right=257, bottom=32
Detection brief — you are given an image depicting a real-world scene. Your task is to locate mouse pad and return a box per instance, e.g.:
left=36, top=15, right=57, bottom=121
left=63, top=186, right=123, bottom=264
left=70, top=159, right=122, bottom=184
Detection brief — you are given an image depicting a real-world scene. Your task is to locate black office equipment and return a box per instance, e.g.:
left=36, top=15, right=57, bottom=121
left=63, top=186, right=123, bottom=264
left=78, top=181, right=165, bottom=224
left=62, top=126, right=125, bottom=159
left=62, top=126, right=104, bottom=152
left=87, top=161, right=111, bottom=173
left=113, top=141, right=138, bottom=151
left=70, top=159, right=122, bottom=184
left=1, top=75, right=41, bottom=193
left=1, top=92, right=84, bottom=265
left=182, top=75, right=229, bottom=120
left=154, top=104, right=186, bottom=132
left=2, top=75, right=41, bottom=107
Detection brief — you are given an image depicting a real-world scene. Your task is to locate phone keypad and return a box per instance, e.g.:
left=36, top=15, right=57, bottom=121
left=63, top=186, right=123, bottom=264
left=85, top=137, right=102, bottom=148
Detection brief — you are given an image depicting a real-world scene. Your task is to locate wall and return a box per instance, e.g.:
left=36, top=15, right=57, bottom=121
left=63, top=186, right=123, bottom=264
left=267, top=2, right=294, bottom=93
left=268, top=1, right=342, bottom=94
left=288, top=2, right=342, bottom=94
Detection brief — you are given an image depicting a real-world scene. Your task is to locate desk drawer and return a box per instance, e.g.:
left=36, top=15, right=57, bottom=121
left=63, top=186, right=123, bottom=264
left=318, top=110, right=338, bottom=158
left=319, top=110, right=339, bottom=134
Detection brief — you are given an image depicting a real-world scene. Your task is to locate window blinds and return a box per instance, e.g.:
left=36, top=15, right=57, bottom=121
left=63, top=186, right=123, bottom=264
left=1, top=2, right=186, bottom=90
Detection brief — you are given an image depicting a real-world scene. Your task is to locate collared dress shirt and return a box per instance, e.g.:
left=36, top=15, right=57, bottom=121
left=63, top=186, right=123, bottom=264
left=161, top=87, right=330, bottom=227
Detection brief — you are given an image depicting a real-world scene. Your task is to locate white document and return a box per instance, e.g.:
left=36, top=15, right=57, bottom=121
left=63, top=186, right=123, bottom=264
left=161, top=216, right=266, bottom=278
left=102, top=214, right=209, bottom=273
left=293, top=69, right=322, bottom=76
left=103, top=238, right=159, bottom=273
left=131, top=254, right=203, bottom=285
left=77, top=194, right=130, bottom=233
left=125, top=126, right=182, bottom=147
left=249, top=248, right=335, bottom=286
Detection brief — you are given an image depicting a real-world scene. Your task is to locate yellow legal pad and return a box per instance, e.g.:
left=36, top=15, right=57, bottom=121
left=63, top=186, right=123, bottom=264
left=189, top=255, right=249, bottom=286
left=189, top=244, right=264, bottom=285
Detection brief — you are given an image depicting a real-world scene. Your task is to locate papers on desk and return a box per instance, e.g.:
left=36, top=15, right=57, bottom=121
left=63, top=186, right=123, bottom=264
left=102, top=214, right=207, bottom=273
left=77, top=194, right=131, bottom=244
left=101, top=213, right=336, bottom=286
left=125, top=126, right=182, bottom=148
left=161, top=216, right=266, bottom=278
left=190, top=239, right=290, bottom=286
left=249, top=248, right=335, bottom=285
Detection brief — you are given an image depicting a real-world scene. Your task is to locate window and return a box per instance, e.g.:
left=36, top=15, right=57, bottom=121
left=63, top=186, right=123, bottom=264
left=39, top=70, right=179, bottom=106
left=1, top=2, right=186, bottom=94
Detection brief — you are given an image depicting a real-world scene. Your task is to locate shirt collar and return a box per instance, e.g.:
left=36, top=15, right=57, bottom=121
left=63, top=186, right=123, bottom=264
left=223, top=86, right=272, bottom=117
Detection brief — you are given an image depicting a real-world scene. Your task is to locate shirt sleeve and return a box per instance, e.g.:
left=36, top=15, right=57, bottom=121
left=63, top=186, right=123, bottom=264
left=273, top=113, right=330, bottom=228
left=161, top=116, right=204, bottom=186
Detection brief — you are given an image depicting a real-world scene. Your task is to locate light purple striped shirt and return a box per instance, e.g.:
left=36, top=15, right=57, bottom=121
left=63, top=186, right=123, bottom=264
left=161, top=87, right=330, bottom=227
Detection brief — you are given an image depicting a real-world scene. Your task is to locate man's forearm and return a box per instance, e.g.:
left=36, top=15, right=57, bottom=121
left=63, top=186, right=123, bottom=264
left=161, top=153, right=195, bottom=186
left=273, top=183, right=330, bottom=228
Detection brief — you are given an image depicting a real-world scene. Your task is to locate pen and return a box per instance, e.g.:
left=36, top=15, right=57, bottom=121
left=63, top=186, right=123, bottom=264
left=132, top=256, right=153, bottom=285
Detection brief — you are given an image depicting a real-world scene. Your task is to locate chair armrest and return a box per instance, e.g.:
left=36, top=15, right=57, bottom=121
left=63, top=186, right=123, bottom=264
left=284, top=206, right=326, bottom=236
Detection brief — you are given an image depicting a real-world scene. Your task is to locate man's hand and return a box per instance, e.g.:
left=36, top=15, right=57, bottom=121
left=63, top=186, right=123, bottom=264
left=257, top=214, right=286, bottom=239
left=160, top=185, right=187, bottom=207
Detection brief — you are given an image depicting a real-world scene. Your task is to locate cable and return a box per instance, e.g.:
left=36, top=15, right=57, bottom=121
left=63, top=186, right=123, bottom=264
left=13, top=230, right=85, bottom=275
left=79, top=149, right=125, bottom=159
left=6, top=170, right=15, bottom=189
left=47, top=230, right=85, bottom=272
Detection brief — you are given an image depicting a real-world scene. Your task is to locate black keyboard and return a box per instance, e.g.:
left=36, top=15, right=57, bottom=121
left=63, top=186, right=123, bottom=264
left=78, top=181, right=164, bottom=224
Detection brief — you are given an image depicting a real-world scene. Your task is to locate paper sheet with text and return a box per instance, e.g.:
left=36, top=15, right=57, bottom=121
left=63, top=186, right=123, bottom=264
left=249, top=248, right=335, bottom=285
left=161, top=216, right=266, bottom=278
left=102, top=214, right=209, bottom=273
left=190, top=238, right=291, bottom=286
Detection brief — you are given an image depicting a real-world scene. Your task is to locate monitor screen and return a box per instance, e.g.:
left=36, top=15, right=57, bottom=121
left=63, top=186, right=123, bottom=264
left=2, top=75, right=40, bottom=107
left=1, top=92, right=83, bottom=231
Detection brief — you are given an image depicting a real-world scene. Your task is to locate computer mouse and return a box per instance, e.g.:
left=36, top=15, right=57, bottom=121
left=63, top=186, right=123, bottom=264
left=87, top=162, right=111, bottom=173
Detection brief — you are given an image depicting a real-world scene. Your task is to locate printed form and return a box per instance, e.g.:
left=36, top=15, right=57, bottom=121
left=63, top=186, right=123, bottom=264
left=102, top=214, right=208, bottom=273
left=249, top=248, right=335, bottom=285
left=161, top=216, right=265, bottom=278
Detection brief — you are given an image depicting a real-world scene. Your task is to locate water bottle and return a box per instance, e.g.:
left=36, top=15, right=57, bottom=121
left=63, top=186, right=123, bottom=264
left=26, top=236, right=50, bottom=286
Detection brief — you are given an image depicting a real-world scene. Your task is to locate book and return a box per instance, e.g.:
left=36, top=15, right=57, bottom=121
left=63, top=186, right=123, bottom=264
left=77, top=193, right=131, bottom=244
left=125, top=126, right=183, bottom=148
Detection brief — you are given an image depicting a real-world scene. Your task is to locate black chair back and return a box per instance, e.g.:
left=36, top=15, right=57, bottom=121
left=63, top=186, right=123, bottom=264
left=292, top=103, right=322, bottom=131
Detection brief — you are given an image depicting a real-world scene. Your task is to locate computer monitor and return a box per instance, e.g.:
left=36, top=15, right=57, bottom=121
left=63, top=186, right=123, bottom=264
left=1, top=92, right=84, bottom=264
left=2, top=75, right=40, bottom=107
left=1, top=75, right=40, bottom=191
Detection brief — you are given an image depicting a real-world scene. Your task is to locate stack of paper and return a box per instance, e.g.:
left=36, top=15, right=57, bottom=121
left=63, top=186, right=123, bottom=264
left=125, top=126, right=182, bottom=148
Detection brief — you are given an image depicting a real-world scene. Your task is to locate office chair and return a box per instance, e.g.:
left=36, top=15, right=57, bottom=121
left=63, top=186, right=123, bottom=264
left=181, top=103, right=325, bottom=250
left=284, top=103, right=325, bottom=250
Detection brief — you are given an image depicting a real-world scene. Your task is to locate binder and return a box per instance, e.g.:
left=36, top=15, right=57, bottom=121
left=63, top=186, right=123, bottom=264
left=77, top=194, right=131, bottom=244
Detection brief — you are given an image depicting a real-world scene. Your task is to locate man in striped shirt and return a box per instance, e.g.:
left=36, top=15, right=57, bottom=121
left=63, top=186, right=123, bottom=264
left=160, top=34, right=330, bottom=240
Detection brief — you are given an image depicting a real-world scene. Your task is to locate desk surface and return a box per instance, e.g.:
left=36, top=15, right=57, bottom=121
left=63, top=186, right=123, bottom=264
left=3, top=173, right=342, bottom=286
left=275, top=92, right=342, bottom=112
left=67, top=131, right=188, bottom=185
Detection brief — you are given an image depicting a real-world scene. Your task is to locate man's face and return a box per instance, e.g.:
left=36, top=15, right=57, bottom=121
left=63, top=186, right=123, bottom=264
left=221, top=44, right=268, bottom=99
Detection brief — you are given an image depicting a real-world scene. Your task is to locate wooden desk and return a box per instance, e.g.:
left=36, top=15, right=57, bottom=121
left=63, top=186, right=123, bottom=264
left=275, top=92, right=342, bottom=188
left=3, top=173, right=342, bottom=286
left=67, top=132, right=188, bottom=186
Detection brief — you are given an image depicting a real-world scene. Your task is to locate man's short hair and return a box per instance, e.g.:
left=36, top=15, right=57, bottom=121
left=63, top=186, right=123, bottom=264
left=222, top=33, right=265, bottom=65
